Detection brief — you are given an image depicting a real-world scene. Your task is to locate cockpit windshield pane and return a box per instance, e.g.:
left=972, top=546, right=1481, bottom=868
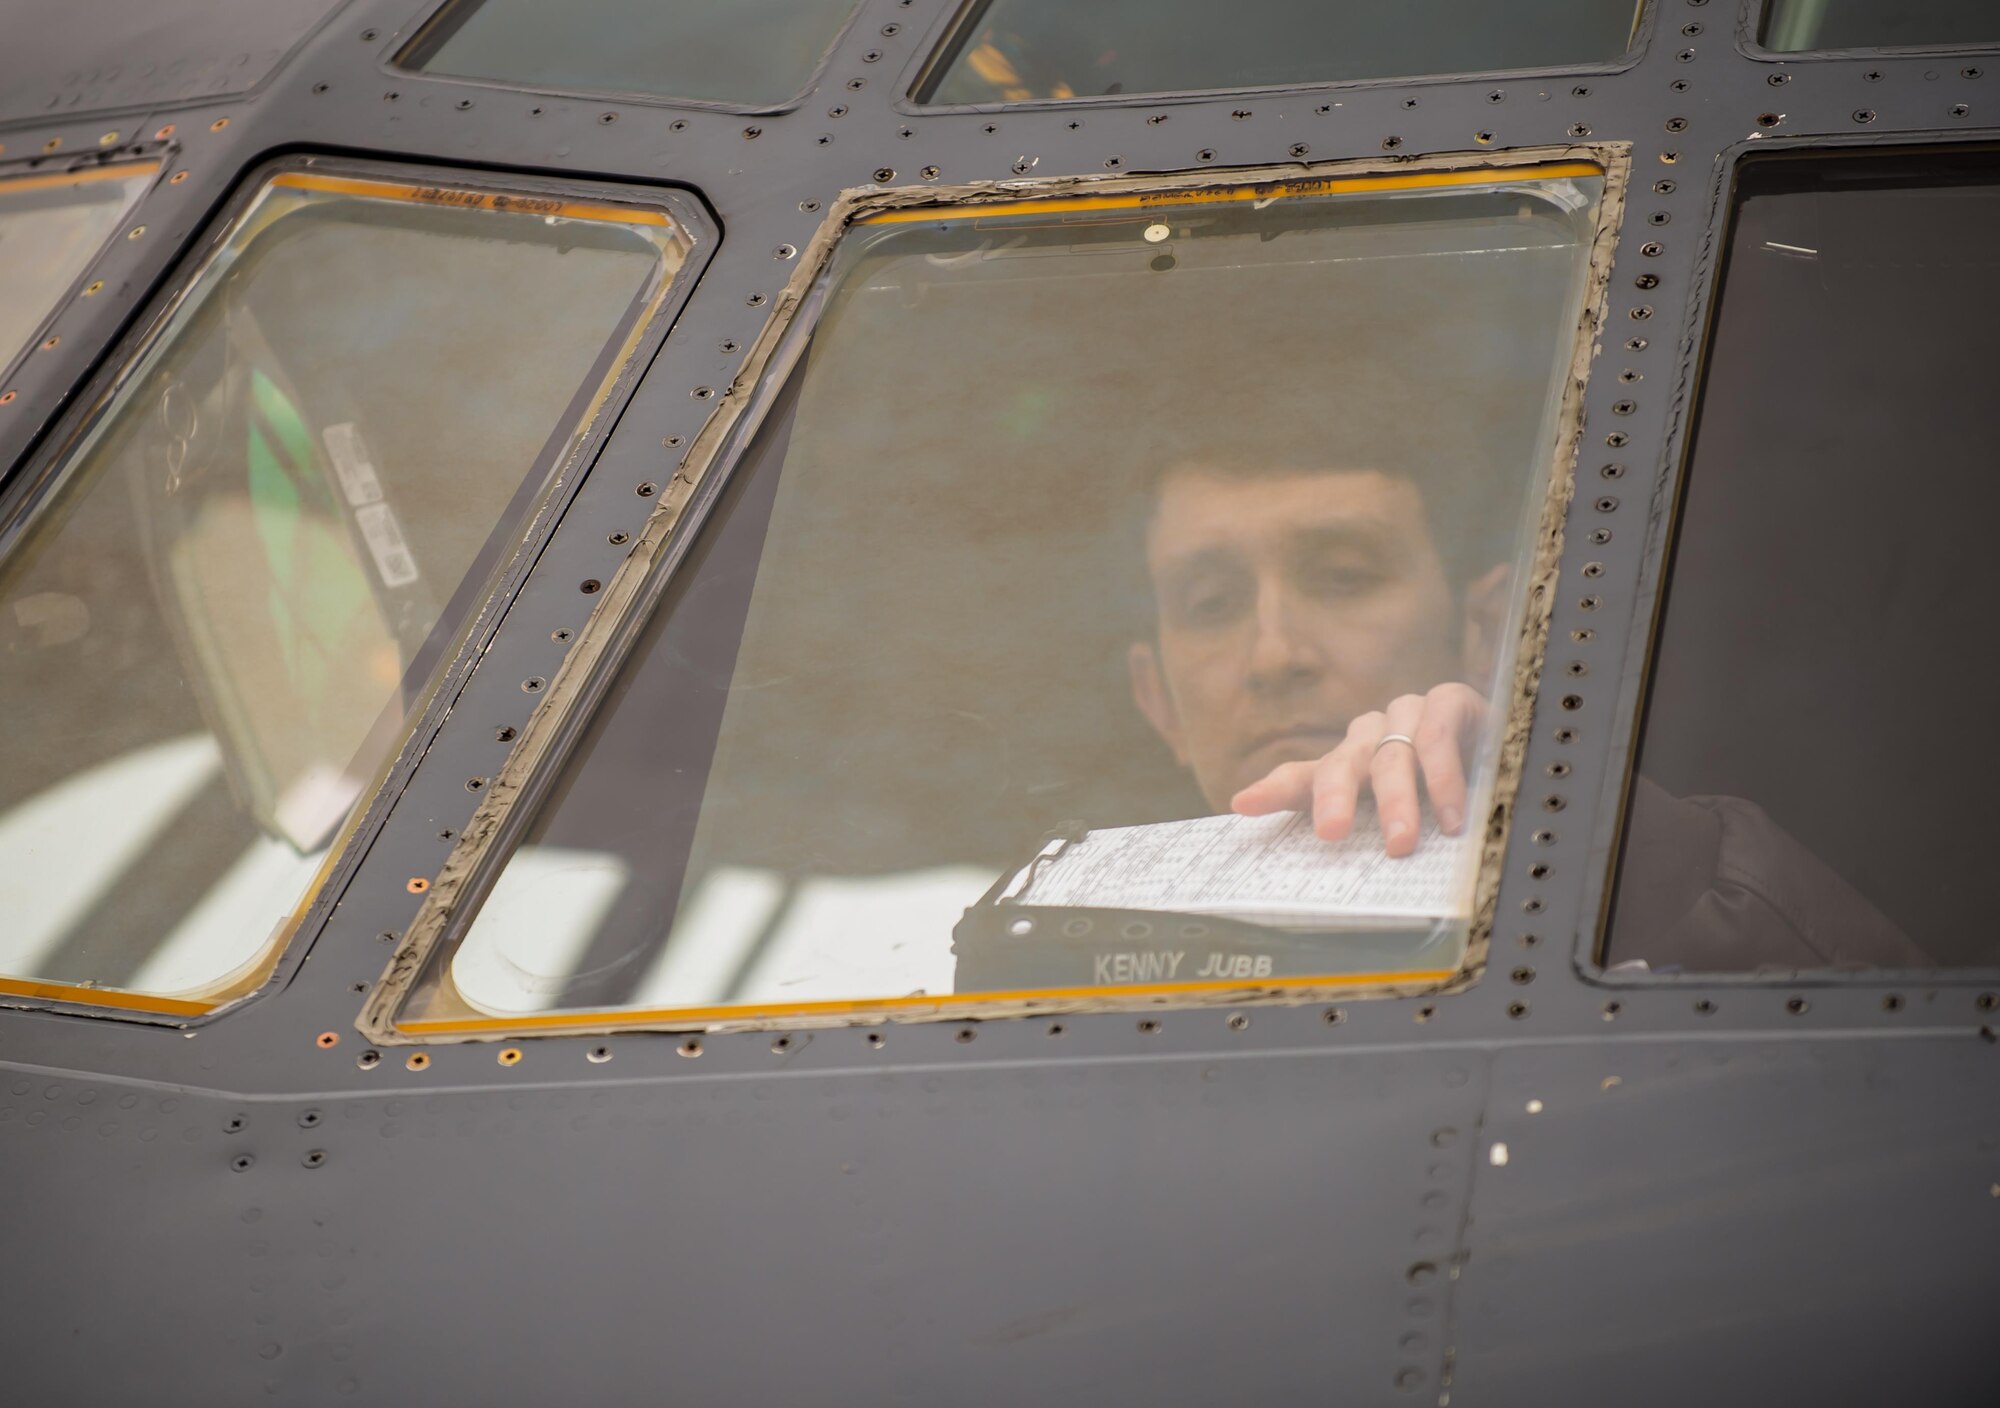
left=399, top=0, right=863, bottom=108
left=920, top=0, right=1644, bottom=105
left=0, top=162, right=155, bottom=381
left=394, top=161, right=1608, bottom=1035
left=1601, top=147, right=1997, bottom=976
left=0, top=162, right=685, bottom=1012
left=1760, top=0, right=1996, bottom=51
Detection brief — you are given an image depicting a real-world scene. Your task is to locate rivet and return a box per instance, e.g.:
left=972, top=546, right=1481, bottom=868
left=315, top=1031, right=340, bottom=1049
left=126, top=226, right=146, bottom=240
left=209, top=117, right=229, bottom=131
left=586, top=1046, right=613, bottom=1064
left=497, top=1047, right=522, bottom=1066
left=155, top=124, right=176, bottom=139
left=405, top=877, right=430, bottom=894
left=406, top=1052, right=430, bottom=1070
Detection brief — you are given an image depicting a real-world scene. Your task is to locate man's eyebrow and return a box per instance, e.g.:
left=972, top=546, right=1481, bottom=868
left=1155, top=544, right=1246, bottom=586
left=1154, top=515, right=1404, bottom=578
left=1285, top=517, right=1403, bottom=554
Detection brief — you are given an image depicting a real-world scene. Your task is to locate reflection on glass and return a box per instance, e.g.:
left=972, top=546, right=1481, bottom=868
left=0, top=163, right=686, bottom=1009
left=1761, top=0, right=1995, bottom=51
left=921, top=0, right=1642, bottom=104
left=398, top=163, right=1607, bottom=1034
left=0, top=162, right=156, bottom=376
left=1603, top=148, right=2000, bottom=974
left=401, top=0, right=862, bottom=108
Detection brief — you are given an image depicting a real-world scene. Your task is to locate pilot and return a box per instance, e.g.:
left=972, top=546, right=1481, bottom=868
left=1120, top=449, right=1928, bottom=972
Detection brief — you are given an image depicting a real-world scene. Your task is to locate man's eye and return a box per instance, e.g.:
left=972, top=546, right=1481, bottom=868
left=1300, top=558, right=1386, bottom=598
left=1177, top=580, right=1247, bottom=626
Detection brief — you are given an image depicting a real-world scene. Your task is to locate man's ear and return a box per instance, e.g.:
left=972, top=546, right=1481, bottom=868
left=1459, top=562, right=1514, bottom=687
left=1127, top=640, right=1189, bottom=768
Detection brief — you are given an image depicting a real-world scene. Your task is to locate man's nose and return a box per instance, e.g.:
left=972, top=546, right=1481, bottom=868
left=1244, top=583, right=1323, bottom=694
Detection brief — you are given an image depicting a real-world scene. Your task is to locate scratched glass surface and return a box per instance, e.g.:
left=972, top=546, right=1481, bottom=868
left=921, top=0, right=1643, bottom=104
left=0, top=162, right=155, bottom=378
left=404, top=167, right=1606, bottom=1030
left=1603, top=148, right=1997, bottom=974
left=402, top=0, right=862, bottom=107
left=1760, top=0, right=1996, bottom=50
left=0, top=168, right=681, bottom=1004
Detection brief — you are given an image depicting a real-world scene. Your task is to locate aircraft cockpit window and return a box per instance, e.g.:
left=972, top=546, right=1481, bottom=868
left=917, top=0, right=1646, bottom=106
left=383, top=157, right=1616, bottom=1038
left=397, top=0, right=865, bottom=109
left=0, top=160, right=157, bottom=383
left=1759, top=0, right=1996, bottom=51
left=0, top=161, right=688, bottom=1016
left=1601, top=146, right=2000, bottom=977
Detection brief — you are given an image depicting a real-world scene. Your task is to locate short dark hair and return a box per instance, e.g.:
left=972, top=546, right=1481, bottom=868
left=1119, top=364, right=1546, bottom=632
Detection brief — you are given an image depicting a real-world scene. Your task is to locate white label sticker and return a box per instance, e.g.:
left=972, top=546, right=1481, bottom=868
left=321, top=421, right=384, bottom=507
left=354, top=501, right=420, bottom=588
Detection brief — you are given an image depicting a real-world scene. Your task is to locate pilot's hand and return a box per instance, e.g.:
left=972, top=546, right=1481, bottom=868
left=1229, top=683, right=1489, bottom=858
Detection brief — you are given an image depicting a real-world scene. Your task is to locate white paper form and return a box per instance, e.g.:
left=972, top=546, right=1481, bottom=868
left=1012, top=805, right=1473, bottom=929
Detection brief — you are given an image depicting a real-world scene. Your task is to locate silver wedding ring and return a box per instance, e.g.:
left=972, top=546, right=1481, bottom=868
left=1374, top=733, right=1417, bottom=756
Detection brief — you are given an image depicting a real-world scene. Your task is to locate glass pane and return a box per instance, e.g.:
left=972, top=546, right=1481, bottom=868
left=401, top=0, right=862, bottom=108
left=1761, top=0, right=1996, bottom=51
left=1602, top=148, right=1999, bottom=975
left=399, top=163, right=1606, bottom=1034
left=922, top=0, right=1643, bottom=104
left=0, top=162, right=156, bottom=377
left=0, top=164, right=686, bottom=1009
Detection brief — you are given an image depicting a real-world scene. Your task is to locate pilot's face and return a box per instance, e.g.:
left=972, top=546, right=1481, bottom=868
left=1129, top=467, right=1492, bottom=811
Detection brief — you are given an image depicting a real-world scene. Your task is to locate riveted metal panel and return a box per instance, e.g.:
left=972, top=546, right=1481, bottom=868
left=1454, top=1036, right=2000, bottom=1405
left=0, top=0, right=1996, bottom=1399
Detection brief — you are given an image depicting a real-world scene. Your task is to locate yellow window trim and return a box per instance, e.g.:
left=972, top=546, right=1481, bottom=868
left=856, top=160, right=1604, bottom=225
left=398, top=969, right=1462, bottom=1036
left=268, top=172, right=679, bottom=229
left=0, top=161, right=162, bottom=197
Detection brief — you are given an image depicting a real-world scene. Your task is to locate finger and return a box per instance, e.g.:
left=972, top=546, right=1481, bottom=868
left=1231, top=759, right=1318, bottom=816
left=1312, top=714, right=1383, bottom=842
left=1414, top=688, right=1470, bottom=836
left=1370, top=694, right=1428, bottom=857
